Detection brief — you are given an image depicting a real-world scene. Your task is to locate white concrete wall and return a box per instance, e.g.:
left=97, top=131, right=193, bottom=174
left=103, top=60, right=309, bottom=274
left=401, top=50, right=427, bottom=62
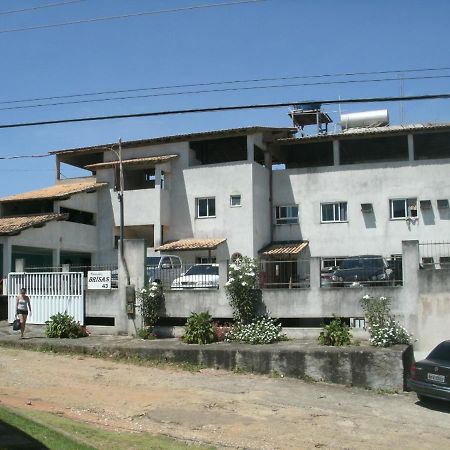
left=252, top=163, right=272, bottom=253
left=169, top=162, right=256, bottom=257
left=273, top=159, right=450, bottom=257
left=58, top=191, right=97, bottom=213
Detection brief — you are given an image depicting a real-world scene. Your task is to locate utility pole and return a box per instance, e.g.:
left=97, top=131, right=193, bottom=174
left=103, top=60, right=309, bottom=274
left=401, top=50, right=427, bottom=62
left=111, top=139, right=130, bottom=285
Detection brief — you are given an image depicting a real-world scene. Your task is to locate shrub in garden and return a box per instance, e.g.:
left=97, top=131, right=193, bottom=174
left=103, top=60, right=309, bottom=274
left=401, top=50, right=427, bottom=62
left=138, top=282, right=164, bottom=335
left=318, top=318, right=352, bottom=346
left=183, top=311, right=215, bottom=344
left=45, top=312, right=88, bottom=338
left=225, top=256, right=261, bottom=323
left=226, top=316, right=287, bottom=344
left=360, top=295, right=412, bottom=347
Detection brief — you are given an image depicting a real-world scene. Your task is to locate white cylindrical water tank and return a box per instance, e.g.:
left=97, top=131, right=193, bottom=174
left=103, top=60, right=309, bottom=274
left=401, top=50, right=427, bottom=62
left=340, top=109, right=389, bottom=130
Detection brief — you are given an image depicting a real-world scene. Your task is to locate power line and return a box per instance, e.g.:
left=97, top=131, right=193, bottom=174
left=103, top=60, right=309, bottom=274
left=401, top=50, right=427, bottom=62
left=0, top=0, right=87, bottom=16
left=3, top=66, right=450, bottom=106
left=1, top=74, right=450, bottom=112
left=0, top=0, right=266, bottom=34
left=1, top=93, right=449, bottom=130
left=0, top=153, right=49, bottom=160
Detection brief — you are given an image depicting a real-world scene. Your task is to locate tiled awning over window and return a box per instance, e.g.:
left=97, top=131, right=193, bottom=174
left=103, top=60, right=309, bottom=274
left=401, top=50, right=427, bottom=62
left=0, top=181, right=106, bottom=203
left=0, top=213, right=68, bottom=236
left=156, top=238, right=226, bottom=252
left=85, top=154, right=178, bottom=171
left=259, top=241, right=309, bottom=257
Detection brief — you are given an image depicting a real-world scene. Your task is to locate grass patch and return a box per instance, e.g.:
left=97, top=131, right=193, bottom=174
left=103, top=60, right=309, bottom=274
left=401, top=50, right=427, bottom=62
left=0, top=406, right=214, bottom=450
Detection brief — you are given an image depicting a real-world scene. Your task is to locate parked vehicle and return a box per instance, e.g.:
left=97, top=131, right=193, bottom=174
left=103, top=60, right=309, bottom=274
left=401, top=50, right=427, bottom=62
left=146, top=255, right=182, bottom=287
left=320, top=266, right=338, bottom=287
left=171, top=264, right=219, bottom=289
left=331, top=255, right=391, bottom=287
left=409, top=341, right=450, bottom=402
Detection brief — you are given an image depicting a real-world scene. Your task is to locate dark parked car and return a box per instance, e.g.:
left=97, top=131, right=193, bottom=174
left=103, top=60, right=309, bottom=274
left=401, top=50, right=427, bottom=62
left=331, top=255, right=391, bottom=287
left=409, top=341, right=450, bottom=402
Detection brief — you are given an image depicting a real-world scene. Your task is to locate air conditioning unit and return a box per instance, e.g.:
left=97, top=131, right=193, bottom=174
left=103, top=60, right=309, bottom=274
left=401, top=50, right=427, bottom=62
left=361, top=203, right=373, bottom=213
left=419, top=200, right=432, bottom=210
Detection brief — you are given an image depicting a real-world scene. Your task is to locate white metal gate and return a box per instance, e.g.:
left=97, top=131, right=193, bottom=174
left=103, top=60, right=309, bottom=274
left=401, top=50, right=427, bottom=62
left=8, top=272, right=84, bottom=325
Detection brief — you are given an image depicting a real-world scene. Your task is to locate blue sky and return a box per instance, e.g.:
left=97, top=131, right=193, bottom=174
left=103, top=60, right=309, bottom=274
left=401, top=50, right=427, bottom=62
left=1, top=0, right=449, bottom=197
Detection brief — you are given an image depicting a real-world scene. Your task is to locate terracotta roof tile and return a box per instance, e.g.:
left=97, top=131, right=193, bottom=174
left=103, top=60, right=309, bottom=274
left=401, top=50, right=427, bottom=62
left=156, top=238, right=226, bottom=251
left=259, top=241, right=309, bottom=256
left=0, top=180, right=107, bottom=203
left=85, top=154, right=178, bottom=170
left=0, top=213, right=67, bottom=236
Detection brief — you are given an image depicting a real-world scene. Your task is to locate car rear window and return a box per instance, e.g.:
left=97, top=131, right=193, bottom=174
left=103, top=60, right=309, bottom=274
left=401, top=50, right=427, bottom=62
left=428, top=341, right=450, bottom=361
left=146, top=257, right=161, bottom=266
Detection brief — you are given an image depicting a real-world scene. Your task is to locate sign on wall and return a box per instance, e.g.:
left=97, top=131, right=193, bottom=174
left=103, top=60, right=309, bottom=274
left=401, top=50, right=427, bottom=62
left=87, top=270, right=111, bottom=290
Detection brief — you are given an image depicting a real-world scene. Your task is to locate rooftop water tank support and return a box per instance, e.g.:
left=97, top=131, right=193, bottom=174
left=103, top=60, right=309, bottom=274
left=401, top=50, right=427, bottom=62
left=340, top=109, right=389, bottom=130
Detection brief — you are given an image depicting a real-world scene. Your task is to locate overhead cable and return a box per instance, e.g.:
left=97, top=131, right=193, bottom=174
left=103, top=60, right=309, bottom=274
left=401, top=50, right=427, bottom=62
left=0, top=0, right=266, bottom=34
left=0, top=0, right=87, bottom=16
left=2, top=66, right=450, bottom=106
left=1, top=74, right=450, bottom=112
left=1, top=93, right=449, bottom=129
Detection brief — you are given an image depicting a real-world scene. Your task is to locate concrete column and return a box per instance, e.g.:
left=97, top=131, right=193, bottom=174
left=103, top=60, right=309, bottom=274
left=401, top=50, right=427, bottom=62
left=246, top=135, right=255, bottom=162
left=118, top=239, right=146, bottom=336
left=153, top=225, right=162, bottom=249
left=400, top=240, right=420, bottom=343
left=15, top=259, right=25, bottom=272
left=333, top=140, right=340, bottom=166
left=310, top=257, right=321, bottom=290
left=407, top=134, right=414, bottom=161
left=2, top=240, right=11, bottom=294
left=56, top=156, right=61, bottom=182
left=155, top=167, right=162, bottom=189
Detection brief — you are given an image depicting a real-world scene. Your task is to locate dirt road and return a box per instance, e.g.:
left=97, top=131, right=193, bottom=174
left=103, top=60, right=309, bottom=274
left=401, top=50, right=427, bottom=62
left=0, top=347, right=449, bottom=449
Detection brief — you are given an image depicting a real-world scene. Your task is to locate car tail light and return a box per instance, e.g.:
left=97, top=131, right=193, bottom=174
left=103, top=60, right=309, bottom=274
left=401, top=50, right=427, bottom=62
left=410, top=363, right=417, bottom=380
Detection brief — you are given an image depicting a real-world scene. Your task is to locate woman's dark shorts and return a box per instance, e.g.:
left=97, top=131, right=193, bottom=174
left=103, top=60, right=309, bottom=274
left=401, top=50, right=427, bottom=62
left=17, top=309, right=28, bottom=316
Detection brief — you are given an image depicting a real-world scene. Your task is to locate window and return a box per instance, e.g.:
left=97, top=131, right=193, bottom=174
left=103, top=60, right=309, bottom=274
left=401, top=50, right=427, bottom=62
left=275, top=205, right=298, bottom=225
left=321, top=202, right=347, bottom=223
left=195, top=256, right=217, bottom=264
left=230, top=194, right=241, bottom=207
left=60, top=207, right=95, bottom=226
left=390, top=198, right=417, bottom=219
left=196, top=197, right=216, bottom=218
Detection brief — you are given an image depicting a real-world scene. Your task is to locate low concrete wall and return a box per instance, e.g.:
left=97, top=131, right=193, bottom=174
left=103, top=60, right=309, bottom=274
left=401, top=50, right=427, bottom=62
left=2, top=337, right=412, bottom=391
left=418, top=269, right=450, bottom=352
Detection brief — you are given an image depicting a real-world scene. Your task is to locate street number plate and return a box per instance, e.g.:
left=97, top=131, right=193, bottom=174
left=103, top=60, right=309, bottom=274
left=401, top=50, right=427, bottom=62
left=427, top=373, right=445, bottom=383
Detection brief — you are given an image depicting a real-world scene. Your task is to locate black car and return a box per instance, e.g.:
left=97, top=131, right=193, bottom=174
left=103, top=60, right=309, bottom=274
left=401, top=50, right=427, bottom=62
left=331, top=255, right=391, bottom=287
left=409, top=341, right=450, bottom=402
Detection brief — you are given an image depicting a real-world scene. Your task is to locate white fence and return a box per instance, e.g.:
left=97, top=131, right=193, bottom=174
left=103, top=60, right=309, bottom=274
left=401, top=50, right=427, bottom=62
left=8, top=272, right=84, bottom=325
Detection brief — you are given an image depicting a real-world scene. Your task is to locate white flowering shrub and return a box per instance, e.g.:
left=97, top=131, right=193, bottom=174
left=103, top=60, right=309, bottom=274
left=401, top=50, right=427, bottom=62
left=225, top=256, right=261, bottom=323
left=226, top=316, right=287, bottom=344
left=138, top=282, right=164, bottom=328
left=360, top=295, right=412, bottom=347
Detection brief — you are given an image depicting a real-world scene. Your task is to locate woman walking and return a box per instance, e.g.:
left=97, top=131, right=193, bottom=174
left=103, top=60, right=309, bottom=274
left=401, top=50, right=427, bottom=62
left=16, top=288, right=32, bottom=338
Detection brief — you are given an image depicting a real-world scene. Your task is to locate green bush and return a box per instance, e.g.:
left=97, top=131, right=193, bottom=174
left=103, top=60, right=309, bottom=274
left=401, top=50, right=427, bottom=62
left=225, top=256, right=261, bottom=323
left=226, top=316, right=287, bottom=344
left=318, top=318, right=352, bottom=346
left=183, top=311, right=215, bottom=344
left=45, top=312, right=88, bottom=339
left=138, top=282, right=164, bottom=327
left=137, top=327, right=157, bottom=340
left=360, top=295, right=412, bottom=347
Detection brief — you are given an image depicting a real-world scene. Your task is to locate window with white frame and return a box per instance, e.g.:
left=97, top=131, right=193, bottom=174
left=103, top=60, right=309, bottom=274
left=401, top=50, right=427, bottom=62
left=230, top=194, right=241, bottom=207
left=390, top=198, right=417, bottom=219
left=321, top=202, right=348, bottom=223
left=196, top=197, right=216, bottom=218
left=275, top=205, right=298, bottom=225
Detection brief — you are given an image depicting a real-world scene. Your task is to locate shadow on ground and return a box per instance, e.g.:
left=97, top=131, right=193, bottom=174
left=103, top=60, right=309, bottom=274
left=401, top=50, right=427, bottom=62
left=0, top=418, right=48, bottom=449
